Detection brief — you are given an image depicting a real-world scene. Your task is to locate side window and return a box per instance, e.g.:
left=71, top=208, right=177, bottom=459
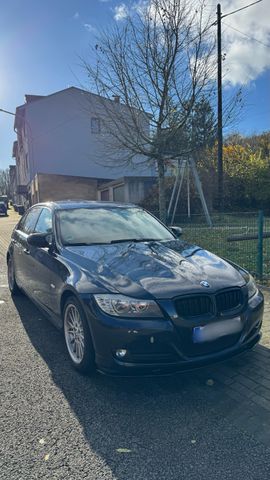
left=34, top=208, right=53, bottom=234
left=21, top=208, right=42, bottom=234
left=16, top=213, right=28, bottom=231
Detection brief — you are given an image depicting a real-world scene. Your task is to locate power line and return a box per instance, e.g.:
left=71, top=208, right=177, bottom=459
left=223, top=21, right=270, bottom=48
left=221, top=0, right=263, bottom=19
left=0, top=108, right=15, bottom=116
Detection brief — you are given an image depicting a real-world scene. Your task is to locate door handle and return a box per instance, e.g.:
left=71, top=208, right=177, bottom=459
left=23, top=248, right=30, bottom=255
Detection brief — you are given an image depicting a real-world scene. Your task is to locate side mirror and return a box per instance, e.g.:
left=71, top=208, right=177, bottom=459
left=27, top=233, right=51, bottom=248
left=169, top=226, right=183, bottom=238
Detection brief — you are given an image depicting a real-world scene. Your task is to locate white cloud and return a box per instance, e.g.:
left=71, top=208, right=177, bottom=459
left=207, top=0, right=270, bottom=86
left=84, top=23, right=97, bottom=33
left=112, top=0, right=269, bottom=85
left=73, top=12, right=79, bottom=19
left=114, top=3, right=129, bottom=21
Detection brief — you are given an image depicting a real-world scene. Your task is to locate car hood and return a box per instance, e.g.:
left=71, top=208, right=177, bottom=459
left=64, top=240, right=245, bottom=299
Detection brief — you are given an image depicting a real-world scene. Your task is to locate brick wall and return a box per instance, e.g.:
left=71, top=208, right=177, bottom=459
left=35, top=173, right=99, bottom=203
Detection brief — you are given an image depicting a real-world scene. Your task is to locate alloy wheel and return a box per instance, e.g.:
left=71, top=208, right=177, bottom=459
left=64, top=304, right=85, bottom=364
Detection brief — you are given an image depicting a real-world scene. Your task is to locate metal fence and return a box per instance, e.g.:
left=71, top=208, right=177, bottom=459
left=152, top=210, right=270, bottom=281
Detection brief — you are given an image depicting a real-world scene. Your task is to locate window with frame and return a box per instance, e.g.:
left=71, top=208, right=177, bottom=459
left=34, top=208, right=53, bottom=234
left=91, top=117, right=101, bottom=134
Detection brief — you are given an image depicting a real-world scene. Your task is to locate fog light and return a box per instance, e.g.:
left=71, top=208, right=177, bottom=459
left=116, top=349, right=127, bottom=358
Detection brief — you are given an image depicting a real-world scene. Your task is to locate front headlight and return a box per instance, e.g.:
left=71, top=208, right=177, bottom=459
left=225, top=260, right=258, bottom=300
left=93, top=294, right=163, bottom=317
left=246, top=275, right=258, bottom=299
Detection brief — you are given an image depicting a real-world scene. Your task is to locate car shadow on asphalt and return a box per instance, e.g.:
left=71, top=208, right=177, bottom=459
left=12, top=294, right=270, bottom=480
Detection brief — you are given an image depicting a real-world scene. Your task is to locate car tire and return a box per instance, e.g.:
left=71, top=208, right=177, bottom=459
left=7, top=256, right=21, bottom=295
left=63, top=296, right=95, bottom=374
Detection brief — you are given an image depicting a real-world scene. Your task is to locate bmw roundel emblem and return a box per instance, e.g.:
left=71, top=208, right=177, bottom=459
left=200, top=280, right=210, bottom=288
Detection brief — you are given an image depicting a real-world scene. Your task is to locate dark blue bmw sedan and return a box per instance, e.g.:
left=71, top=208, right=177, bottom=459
left=7, top=201, right=263, bottom=375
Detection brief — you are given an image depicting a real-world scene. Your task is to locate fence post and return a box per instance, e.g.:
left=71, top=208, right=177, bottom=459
left=257, top=210, right=264, bottom=280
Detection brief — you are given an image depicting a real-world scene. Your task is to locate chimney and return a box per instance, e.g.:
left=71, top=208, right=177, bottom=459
left=112, top=95, right=120, bottom=104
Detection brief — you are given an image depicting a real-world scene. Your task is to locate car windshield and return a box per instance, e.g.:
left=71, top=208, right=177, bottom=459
left=58, top=207, right=174, bottom=246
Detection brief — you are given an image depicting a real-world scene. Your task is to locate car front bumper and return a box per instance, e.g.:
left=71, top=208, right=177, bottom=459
left=83, top=291, right=264, bottom=376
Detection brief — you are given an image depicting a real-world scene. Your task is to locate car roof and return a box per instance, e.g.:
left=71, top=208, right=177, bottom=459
left=30, top=200, right=138, bottom=210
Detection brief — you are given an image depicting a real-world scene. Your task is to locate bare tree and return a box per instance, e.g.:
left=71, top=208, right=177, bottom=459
left=83, top=0, right=220, bottom=221
left=0, top=169, right=10, bottom=196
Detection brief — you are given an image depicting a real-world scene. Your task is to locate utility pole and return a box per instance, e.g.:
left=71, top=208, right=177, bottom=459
left=215, top=0, right=262, bottom=212
left=217, top=3, right=223, bottom=212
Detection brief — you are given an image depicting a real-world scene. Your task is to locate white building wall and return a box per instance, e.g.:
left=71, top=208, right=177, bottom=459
left=22, top=88, right=154, bottom=182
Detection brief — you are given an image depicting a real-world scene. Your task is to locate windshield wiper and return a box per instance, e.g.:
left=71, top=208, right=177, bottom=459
left=64, top=242, right=110, bottom=246
left=64, top=238, right=165, bottom=246
left=109, top=238, right=162, bottom=244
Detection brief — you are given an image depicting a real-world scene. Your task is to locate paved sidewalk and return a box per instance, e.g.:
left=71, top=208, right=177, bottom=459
left=0, top=208, right=19, bottom=259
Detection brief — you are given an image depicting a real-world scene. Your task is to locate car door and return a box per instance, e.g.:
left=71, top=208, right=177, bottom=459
left=26, top=207, right=56, bottom=311
left=12, top=207, right=43, bottom=292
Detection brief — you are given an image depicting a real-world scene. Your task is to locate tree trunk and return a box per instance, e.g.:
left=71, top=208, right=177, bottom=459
left=157, top=158, right=166, bottom=223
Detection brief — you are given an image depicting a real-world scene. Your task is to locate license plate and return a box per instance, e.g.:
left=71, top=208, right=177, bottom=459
left=193, top=317, right=242, bottom=343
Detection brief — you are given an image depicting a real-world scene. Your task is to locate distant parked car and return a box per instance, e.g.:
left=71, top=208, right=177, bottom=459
left=17, top=205, right=25, bottom=216
left=0, top=195, right=8, bottom=209
left=0, top=201, right=8, bottom=216
left=7, top=201, right=263, bottom=376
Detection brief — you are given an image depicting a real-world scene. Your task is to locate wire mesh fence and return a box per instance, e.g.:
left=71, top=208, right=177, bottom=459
left=149, top=210, right=270, bottom=281
left=263, top=215, right=270, bottom=281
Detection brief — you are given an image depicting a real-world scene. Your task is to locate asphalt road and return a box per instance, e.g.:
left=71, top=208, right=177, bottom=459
left=1, top=211, right=270, bottom=479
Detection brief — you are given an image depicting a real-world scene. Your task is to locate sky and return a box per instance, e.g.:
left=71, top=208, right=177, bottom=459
left=0, top=0, right=269, bottom=170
